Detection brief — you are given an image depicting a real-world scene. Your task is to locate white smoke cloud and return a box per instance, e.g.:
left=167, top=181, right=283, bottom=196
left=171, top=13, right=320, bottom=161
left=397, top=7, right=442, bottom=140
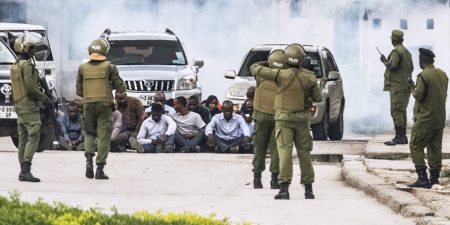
left=23, top=0, right=450, bottom=136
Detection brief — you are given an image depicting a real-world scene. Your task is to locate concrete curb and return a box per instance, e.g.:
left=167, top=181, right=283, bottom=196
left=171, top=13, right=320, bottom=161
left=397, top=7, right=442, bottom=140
left=341, top=156, right=450, bottom=225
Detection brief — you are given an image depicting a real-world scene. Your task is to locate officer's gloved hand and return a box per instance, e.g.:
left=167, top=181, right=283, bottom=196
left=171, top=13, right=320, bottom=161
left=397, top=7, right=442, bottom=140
left=207, top=134, right=214, bottom=147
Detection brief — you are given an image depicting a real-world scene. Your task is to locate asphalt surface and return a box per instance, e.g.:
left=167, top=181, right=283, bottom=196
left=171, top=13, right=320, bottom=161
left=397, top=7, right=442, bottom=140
left=0, top=137, right=416, bottom=225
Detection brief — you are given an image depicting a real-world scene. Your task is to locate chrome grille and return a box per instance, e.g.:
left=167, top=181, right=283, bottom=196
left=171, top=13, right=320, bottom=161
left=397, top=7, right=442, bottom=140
left=125, top=80, right=175, bottom=92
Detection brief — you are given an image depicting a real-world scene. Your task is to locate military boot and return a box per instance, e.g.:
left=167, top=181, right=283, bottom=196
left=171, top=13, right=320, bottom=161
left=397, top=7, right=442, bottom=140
left=18, top=162, right=40, bottom=182
left=397, top=127, right=408, bottom=145
left=304, top=183, right=315, bottom=199
left=407, top=168, right=431, bottom=189
left=274, top=182, right=290, bottom=200
left=429, top=169, right=441, bottom=186
left=384, top=126, right=402, bottom=146
left=270, top=172, right=280, bottom=189
left=95, top=164, right=109, bottom=180
left=85, top=154, right=94, bottom=179
left=253, top=172, right=263, bottom=189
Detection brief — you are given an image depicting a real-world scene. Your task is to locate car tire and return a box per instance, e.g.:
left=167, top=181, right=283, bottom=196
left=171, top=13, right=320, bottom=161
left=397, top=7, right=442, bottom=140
left=328, top=103, right=344, bottom=140
left=312, top=109, right=329, bottom=141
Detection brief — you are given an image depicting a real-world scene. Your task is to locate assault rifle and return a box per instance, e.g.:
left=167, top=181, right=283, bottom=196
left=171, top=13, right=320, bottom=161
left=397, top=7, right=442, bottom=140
left=37, top=50, right=61, bottom=149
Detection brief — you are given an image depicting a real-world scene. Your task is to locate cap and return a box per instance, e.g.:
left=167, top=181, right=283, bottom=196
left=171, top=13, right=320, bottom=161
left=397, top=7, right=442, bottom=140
left=390, top=30, right=404, bottom=40
left=419, top=47, right=435, bottom=58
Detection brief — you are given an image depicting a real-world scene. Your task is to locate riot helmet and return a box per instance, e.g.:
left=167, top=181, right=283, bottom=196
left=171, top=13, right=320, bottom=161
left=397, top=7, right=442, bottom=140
left=268, top=49, right=287, bottom=69
left=285, top=43, right=305, bottom=67
left=88, top=38, right=110, bottom=56
left=14, top=32, right=47, bottom=56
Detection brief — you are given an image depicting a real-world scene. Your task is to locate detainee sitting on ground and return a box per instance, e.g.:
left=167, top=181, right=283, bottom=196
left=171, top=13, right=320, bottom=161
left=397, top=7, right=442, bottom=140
left=172, top=96, right=206, bottom=153
left=58, top=101, right=84, bottom=151
left=188, top=95, right=211, bottom=124
left=130, top=103, right=177, bottom=153
left=205, top=100, right=251, bottom=153
left=110, top=108, right=127, bottom=152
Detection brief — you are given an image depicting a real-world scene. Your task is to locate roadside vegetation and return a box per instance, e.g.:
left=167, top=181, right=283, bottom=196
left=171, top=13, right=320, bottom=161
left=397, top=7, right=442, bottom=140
left=0, top=191, right=251, bottom=225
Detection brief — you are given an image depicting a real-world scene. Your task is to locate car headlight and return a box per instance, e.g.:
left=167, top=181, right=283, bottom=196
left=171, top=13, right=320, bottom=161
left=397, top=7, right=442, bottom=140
left=178, top=74, right=197, bottom=90
left=45, top=76, right=56, bottom=90
left=225, top=85, right=247, bottom=99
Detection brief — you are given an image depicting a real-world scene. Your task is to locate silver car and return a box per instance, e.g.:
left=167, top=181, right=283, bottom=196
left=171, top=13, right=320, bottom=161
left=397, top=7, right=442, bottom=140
left=107, top=29, right=204, bottom=106
left=224, top=44, right=345, bottom=140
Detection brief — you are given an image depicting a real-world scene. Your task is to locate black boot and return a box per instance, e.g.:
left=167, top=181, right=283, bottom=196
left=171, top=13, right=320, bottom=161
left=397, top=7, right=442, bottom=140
left=18, top=162, right=40, bottom=182
left=253, top=172, right=263, bottom=189
left=397, top=127, right=408, bottom=145
left=270, top=172, right=280, bottom=189
left=304, top=183, right=315, bottom=199
left=274, top=182, right=290, bottom=200
left=95, top=164, right=109, bottom=180
left=407, top=168, right=431, bottom=188
left=384, top=126, right=402, bottom=146
left=85, top=154, right=94, bottom=179
left=429, top=169, right=440, bottom=186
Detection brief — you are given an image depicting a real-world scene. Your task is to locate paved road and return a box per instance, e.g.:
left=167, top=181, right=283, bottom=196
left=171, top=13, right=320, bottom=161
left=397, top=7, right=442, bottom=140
left=0, top=137, right=414, bottom=225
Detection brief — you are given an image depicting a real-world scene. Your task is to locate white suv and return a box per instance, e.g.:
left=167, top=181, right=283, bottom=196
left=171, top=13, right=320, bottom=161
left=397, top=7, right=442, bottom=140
left=224, top=44, right=345, bottom=140
left=107, top=29, right=204, bottom=106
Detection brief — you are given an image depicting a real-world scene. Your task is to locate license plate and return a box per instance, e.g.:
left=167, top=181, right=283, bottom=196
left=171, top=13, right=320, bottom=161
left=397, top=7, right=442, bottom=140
left=0, top=106, right=17, bottom=119
left=139, top=95, right=153, bottom=106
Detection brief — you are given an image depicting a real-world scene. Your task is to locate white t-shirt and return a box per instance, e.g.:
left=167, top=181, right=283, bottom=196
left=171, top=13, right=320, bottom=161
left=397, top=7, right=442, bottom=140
left=171, top=111, right=206, bottom=135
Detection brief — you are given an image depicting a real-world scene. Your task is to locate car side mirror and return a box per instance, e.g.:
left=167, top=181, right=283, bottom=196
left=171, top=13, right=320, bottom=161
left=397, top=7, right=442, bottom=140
left=224, top=70, right=236, bottom=79
left=194, top=58, right=204, bottom=68
left=328, top=71, right=340, bottom=81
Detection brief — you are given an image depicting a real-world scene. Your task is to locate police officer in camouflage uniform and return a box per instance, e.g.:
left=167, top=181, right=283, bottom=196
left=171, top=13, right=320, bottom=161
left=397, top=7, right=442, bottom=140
left=76, top=37, right=127, bottom=179
left=407, top=48, right=448, bottom=188
left=251, top=49, right=285, bottom=190
left=11, top=33, right=52, bottom=182
left=380, top=30, right=414, bottom=146
left=251, top=44, right=322, bottom=200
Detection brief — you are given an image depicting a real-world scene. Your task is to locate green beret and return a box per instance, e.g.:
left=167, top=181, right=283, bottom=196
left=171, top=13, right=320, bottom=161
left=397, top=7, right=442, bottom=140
left=419, top=47, right=435, bottom=58
left=390, top=30, right=404, bottom=40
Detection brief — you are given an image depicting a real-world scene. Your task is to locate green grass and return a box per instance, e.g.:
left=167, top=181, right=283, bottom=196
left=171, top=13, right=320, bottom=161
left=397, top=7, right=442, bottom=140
left=0, top=191, right=251, bottom=225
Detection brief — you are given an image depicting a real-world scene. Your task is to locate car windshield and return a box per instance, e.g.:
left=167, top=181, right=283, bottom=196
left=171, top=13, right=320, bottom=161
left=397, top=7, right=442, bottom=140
left=238, top=49, right=323, bottom=78
left=0, top=41, right=15, bottom=64
left=108, top=40, right=187, bottom=66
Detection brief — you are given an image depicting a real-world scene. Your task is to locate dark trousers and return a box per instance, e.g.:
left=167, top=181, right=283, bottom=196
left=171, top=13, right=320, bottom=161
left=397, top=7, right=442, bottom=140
left=142, top=135, right=175, bottom=153
left=214, top=135, right=244, bottom=153
left=174, top=129, right=205, bottom=150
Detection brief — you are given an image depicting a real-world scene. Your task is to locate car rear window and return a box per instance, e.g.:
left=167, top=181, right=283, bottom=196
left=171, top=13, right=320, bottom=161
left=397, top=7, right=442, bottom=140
left=238, top=50, right=323, bottom=78
left=108, top=40, right=187, bottom=66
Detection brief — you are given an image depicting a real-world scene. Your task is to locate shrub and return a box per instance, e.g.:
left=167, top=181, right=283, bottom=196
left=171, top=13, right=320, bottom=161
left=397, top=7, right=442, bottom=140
left=0, top=191, right=251, bottom=225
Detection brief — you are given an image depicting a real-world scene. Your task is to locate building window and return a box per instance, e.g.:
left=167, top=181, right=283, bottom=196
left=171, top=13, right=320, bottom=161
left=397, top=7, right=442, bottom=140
left=400, top=19, right=408, bottom=30
left=427, top=19, right=434, bottom=29
left=373, top=18, right=381, bottom=30
left=290, top=0, right=301, bottom=17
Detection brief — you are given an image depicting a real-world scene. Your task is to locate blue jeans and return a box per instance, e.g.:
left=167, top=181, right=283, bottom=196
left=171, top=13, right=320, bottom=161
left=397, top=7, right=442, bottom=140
left=174, top=129, right=205, bottom=150
left=214, top=135, right=244, bottom=153
left=142, top=134, right=174, bottom=153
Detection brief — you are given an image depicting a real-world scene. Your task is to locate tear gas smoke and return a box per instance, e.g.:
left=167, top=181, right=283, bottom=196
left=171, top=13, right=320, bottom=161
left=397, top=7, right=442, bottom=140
left=22, top=0, right=450, bottom=136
